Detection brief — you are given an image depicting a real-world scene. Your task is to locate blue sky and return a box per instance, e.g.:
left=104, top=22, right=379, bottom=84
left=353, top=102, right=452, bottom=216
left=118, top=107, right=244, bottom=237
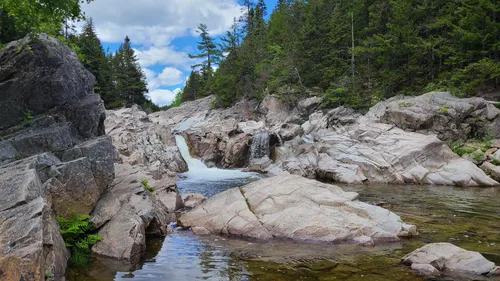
left=82, top=0, right=278, bottom=106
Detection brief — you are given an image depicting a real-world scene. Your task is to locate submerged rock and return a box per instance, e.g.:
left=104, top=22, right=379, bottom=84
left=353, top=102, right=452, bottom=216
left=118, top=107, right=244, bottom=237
left=179, top=175, right=417, bottom=244
left=402, top=243, right=497, bottom=276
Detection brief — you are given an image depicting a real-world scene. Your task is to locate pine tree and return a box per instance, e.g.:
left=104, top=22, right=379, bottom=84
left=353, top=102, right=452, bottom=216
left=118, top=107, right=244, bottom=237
left=189, top=24, right=223, bottom=82
left=115, top=36, right=148, bottom=106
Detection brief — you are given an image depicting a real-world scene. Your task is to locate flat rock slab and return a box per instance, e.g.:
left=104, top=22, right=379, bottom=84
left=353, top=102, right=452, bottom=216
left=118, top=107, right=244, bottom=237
left=179, top=175, right=416, bottom=244
left=402, top=243, right=497, bottom=276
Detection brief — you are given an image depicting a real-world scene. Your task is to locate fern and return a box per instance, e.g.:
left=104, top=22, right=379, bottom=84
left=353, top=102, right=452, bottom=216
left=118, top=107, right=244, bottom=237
left=56, top=213, right=102, bottom=267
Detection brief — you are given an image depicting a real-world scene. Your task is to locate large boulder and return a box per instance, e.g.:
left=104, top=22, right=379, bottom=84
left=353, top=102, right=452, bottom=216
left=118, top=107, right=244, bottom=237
left=0, top=34, right=105, bottom=139
left=0, top=156, right=69, bottom=281
left=365, top=92, right=500, bottom=141
left=0, top=34, right=115, bottom=279
left=91, top=163, right=179, bottom=262
left=402, top=243, right=497, bottom=277
left=179, top=175, right=417, bottom=244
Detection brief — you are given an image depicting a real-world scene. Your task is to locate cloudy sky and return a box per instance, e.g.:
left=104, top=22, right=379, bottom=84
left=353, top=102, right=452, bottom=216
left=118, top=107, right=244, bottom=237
left=81, top=0, right=277, bottom=106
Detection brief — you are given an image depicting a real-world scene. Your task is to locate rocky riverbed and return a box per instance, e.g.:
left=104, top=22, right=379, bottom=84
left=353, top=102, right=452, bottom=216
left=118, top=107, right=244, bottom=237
left=1, top=34, right=500, bottom=281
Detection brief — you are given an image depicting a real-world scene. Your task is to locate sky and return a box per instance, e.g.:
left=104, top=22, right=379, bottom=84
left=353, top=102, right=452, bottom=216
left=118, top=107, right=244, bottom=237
left=81, top=0, right=278, bottom=106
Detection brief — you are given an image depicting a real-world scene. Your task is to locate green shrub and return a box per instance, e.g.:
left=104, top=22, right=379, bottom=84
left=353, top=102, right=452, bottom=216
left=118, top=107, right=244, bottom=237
left=399, top=101, right=413, bottom=107
left=495, top=103, right=500, bottom=109
left=449, top=140, right=476, bottom=157
left=491, top=159, right=500, bottom=166
left=472, top=151, right=485, bottom=162
left=141, top=179, right=155, bottom=192
left=23, top=109, right=33, bottom=122
left=439, top=105, right=449, bottom=113
left=56, top=213, right=102, bottom=267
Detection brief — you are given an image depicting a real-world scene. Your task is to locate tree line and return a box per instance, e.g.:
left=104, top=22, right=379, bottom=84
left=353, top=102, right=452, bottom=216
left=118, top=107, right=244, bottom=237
left=0, top=1, right=153, bottom=111
left=177, top=0, right=500, bottom=110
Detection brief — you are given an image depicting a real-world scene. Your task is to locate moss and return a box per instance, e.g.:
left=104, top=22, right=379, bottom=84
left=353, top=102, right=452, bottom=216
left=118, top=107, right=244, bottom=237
left=492, top=159, right=500, bottom=166
left=439, top=105, right=449, bottom=113
left=398, top=101, right=413, bottom=107
left=141, top=179, right=156, bottom=192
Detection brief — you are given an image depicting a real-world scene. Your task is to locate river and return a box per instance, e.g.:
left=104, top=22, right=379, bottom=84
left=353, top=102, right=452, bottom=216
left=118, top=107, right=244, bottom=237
left=68, top=136, right=500, bottom=281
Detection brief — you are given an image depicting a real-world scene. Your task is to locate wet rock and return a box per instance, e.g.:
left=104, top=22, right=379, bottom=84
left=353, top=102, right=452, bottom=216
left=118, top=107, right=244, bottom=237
left=182, top=193, right=208, bottom=209
left=402, top=243, right=496, bottom=276
left=180, top=175, right=417, bottom=244
left=191, top=226, right=211, bottom=236
left=237, top=121, right=266, bottom=135
left=481, top=162, right=500, bottom=182
left=411, top=263, right=440, bottom=278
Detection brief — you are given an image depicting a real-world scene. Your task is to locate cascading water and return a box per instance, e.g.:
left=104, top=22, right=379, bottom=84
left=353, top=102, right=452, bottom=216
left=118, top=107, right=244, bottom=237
left=175, top=135, right=259, bottom=195
left=250, top=131, right=270, bottom=161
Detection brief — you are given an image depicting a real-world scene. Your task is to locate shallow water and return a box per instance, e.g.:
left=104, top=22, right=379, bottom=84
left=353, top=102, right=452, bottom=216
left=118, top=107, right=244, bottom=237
left=68, top=138, right=500, bottom=280
left=68, top=180, right=500, bottom=281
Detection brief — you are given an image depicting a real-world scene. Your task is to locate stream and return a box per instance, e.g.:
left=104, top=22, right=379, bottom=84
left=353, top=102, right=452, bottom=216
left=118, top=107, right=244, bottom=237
left=68, top=136, right=500, bottom=281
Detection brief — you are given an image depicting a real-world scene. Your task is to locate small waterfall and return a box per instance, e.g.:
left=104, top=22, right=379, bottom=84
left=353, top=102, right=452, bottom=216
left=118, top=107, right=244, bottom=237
left=175, top=135, right=259, bottom=181
left=250, top=131, right=270, bottom=160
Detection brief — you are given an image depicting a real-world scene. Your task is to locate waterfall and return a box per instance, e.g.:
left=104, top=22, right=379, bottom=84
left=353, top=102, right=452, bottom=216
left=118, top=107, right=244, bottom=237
left=250, top=131, right=270, bottom=160
left=175, top=135, right=259, bottom=182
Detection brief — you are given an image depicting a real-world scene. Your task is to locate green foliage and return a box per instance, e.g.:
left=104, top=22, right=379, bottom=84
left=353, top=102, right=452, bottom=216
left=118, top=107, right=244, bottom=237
left=492, top=159, right=500, bottom=166
left=23, top=109, right=33, bottom=122
left=399, top=102, right=413, bottom=108
left=495, top=103, right=500, bottom=109
left=473, top=151, right=486, bottom=162
left=56, top=213, right=102, bottom=267
left=14, top=153, right=21, bottom=160
left=449, top=140, right=476, bottom=157
left=141, top=179, right=155, bottom=192
left=45, top=270, right=54, bottom=279
left=439, top=105, right=449, bottom=114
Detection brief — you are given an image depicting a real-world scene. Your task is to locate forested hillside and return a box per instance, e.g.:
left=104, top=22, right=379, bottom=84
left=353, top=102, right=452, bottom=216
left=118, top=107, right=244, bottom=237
left=179, top=0, right=500, bottom=109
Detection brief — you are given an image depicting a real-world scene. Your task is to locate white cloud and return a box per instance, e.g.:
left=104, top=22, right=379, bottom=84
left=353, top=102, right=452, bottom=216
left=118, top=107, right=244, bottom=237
left=83, top=0, right=243, bottom=46
left=158, top=67, right=184, bottom=86
left=144, top=67, right=184, bottom=90
left=135, top=47, right=191, bottom=69
left=149, top=88, right=181, bottom=106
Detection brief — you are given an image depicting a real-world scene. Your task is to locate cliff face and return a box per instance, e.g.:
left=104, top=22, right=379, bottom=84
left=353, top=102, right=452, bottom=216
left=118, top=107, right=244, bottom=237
left=0, top=34, right=115, bottom=280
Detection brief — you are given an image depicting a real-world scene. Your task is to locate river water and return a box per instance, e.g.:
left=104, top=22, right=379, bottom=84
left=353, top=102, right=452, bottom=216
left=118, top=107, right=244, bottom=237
left=68, top=137, right=500, bottom=281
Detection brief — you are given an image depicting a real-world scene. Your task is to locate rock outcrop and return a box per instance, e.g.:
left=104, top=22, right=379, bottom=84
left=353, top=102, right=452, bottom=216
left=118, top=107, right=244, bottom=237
left=148, top=92, right=498, bottom=186
left=179, top=175, right=417, bottom=244
left=366, top=92, right=500, bottom=141
left=0, top=35, right=115, bottom=280
left=402, top=243, right=498, bottom=277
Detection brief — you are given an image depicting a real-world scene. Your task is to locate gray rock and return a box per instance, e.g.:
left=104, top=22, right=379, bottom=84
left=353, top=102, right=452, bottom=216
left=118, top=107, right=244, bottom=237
left=297, top=97, right=321, bottom=116
left=92, top=207, right=146, bottom=263
left=365, top=92, right=500, bottom=141
left=44, top=157, right=103, bottom=217
left=279, top=123, right=303, bottom=141
left=182, top=193, right=207, bottom=209
left=0, top=159, right=68, bottom=281
left=0, top=34, right=105, bottom=139
left=480, top=162, right=500, bottom=182
left=180, top=175, right=417, bottom=244
left=402, top=243, right=496, bottom=276
left=0, top=141, right=18, bottom=165
left=411, top=264, right=440, bottom=278
left=488, top=266, right=500, bottom=277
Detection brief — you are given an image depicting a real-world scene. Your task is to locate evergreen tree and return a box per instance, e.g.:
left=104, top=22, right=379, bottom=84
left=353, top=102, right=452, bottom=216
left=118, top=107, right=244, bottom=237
left=189, top=24, right=223, bottom=83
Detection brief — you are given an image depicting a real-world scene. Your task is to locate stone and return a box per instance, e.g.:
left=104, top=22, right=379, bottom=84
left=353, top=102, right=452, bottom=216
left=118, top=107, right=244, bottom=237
left=191, top=226, right=211, bottom=236
left=44, top=157, right=103, bottom=217
left=0, top=34, right=105, bottom=139
left=0, top=141, right=18, bottom=165
left=365, top=92, right=500, bottom=141
left=182, top=193, right=208, bottom=209
left=488, top=266, right=500, bottom=277
left=236, top=120, right=266, bottom=135
left=179, top=175, right=417, bottom=244
left=279, top=123, right=303, bottom=141
left=402, top=243, right=496, bottom=275
left=411, top=264, right=440, bottom=278
left=297, top=96, right=321, bottom=116
left=0, top=159, right=68, bottom=281
left=491, top=149, right=500, bottom=162
left=92, top=207, right=146, bottom=264
left=480, top=162, right=500, bottom=182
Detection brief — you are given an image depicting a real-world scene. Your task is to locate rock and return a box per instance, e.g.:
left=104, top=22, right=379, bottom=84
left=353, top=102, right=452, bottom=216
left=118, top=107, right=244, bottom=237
left=91, top=163, right=177, bottom=261
left=236, top=120, right=266, bottom=135
left=191, top=226, right=211, bottom=236
left=279, top=123, right=303, bottom=141
left=0, top=158, right=69, bottom=281
left=220, top=134, right=251, bottom=168
left=180, top=175, right=417, bottom=244
left=411, top=264, right=440, bottom=278
left=491, top=149, right=500, bottom=162
left=182, top=193, right=207, bottom=209
left=92, top=207, right=146, bottom=264
left=402, top=243, right=496, bottom=276
left=297, top=97, right=321, bottom=116
left=0, top=141, right=19, bottom=165
left=488, top=266, right=500, bottom=277
left=105, top=105, right=188, bottom=175
left=365, top=92, right=500, bottom=141
left=481, top=162, right=500, bottom=182
left=0, top=34, right=105, bottom=139
left=44, top=157, right=102, bottom=218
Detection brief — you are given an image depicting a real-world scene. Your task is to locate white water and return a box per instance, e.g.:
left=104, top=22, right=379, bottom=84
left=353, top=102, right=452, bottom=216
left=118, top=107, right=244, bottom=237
left=175, top=135, right=259, bottom=182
